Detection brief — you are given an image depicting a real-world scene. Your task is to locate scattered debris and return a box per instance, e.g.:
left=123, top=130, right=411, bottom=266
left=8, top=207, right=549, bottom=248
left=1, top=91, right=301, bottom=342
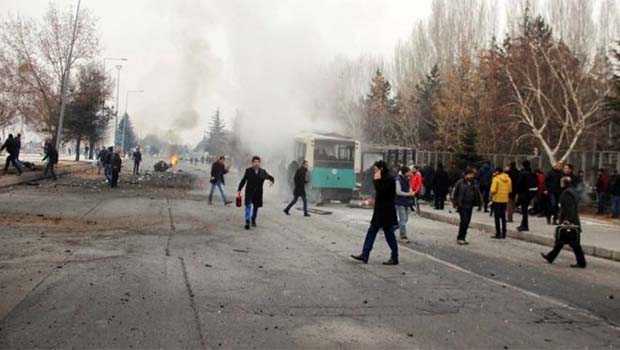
left=233, top=249, right=249, bottom=253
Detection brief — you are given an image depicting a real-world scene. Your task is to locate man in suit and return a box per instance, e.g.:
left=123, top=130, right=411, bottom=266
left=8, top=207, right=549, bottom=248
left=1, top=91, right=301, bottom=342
left=283, top=160, right=311, bottom=217
left=237, top=156, right=275, bottom=230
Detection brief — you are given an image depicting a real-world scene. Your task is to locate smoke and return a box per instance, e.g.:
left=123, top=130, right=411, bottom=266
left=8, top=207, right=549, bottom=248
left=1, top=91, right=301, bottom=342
left=173, top=109, right=200, bottom=130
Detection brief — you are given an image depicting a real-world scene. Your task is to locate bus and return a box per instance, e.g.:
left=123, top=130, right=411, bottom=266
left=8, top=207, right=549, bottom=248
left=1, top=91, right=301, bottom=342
left=292, top=131, right=361, bottom=203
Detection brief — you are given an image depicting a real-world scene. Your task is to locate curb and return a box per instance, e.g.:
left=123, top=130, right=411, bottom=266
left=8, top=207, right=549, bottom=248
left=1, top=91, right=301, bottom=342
left=0, top=163, right=92, bottom=189
left=417, top=210, right=620, bottom=263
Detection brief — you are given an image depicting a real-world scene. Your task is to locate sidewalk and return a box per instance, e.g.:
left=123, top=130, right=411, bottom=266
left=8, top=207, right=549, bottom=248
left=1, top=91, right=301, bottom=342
left=417, top=203, right=620, bottom=262
left=0, top=161, right=93, bottom=189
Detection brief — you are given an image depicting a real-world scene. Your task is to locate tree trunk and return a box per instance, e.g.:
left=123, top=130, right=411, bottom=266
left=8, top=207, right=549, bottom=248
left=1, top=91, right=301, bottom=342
left=75, top=136, right=81, bottom=161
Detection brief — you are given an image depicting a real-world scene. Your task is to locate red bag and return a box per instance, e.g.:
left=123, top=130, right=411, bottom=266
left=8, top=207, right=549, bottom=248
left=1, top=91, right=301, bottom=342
left=236, top=193, right=242, bottom=207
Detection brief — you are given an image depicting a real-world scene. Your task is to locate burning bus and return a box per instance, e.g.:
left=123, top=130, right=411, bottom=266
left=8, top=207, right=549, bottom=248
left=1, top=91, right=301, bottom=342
left=292, top=131, right=361, bottom=203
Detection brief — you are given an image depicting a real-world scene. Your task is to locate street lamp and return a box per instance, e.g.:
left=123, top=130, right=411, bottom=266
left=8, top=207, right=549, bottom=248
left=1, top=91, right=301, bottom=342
left=101, top=57, right=127, bottom=145
left=113, top=65, right=122, bottom=145
left=121, top=89, right=144, bottom=154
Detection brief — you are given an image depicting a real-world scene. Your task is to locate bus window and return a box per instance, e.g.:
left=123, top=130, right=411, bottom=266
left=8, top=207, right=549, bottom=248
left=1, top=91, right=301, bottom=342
left=315, top=142, right=354, bottom=162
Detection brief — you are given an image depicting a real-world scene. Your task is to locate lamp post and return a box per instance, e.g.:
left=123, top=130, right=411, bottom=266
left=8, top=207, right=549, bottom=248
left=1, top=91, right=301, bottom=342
left=121, top=90, right=144, bottom=154
left=101, top=57, right=127, bottom=145
left=113, top=65, right=122, bottom=146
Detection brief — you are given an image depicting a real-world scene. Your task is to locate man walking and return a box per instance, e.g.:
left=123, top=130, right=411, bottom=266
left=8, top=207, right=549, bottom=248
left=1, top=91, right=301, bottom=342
left=42, top=141, right=58, bottom=181
left=132, top=146, right=143, bottom=176
left=104, top=146, right=113, bottom=182
left=209, top=156, right=232, bottom=205
left=506, top=162, right=519, bottom=222
left=452, top=168, right=482, bottom=245
left=516, top=160, right=538, bottom=232
left=477, top=162, right=493, bottom=212
left=110, top=148, right=122, bottom=188
left=395, top=166, right=415, bottom=240
left=0, top=134, right=22, bottom=176
left=490, top=167, right=511, bottom=239
left=541, top=176, right=586, bottom=268
left=351, top=160, right=399, bottom=265
left=284, top=160, right=311, bottom=217
left=237, top=156, right=275, bottom=230
left=97, top=146, right=107, bottom=175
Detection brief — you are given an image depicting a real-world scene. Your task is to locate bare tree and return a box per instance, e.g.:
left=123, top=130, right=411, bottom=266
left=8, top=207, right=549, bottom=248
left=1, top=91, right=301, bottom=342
left=0, top=3, right=99, bottom=144
left=506, top=43, right=610, bottom=165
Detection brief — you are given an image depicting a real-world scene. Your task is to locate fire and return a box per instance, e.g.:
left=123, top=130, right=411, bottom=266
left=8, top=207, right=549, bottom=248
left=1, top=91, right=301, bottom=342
left=170, top=154, right=179, bottom=167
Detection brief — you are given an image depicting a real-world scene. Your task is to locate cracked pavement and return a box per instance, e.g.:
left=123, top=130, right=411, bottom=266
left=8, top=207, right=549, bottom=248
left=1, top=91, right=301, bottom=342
left=0, top=166, right=619, bottom=349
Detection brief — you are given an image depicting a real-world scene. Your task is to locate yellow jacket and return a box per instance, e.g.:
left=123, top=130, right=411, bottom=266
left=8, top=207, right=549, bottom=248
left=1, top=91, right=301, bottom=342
left=491, top=173, right=512, bottom=203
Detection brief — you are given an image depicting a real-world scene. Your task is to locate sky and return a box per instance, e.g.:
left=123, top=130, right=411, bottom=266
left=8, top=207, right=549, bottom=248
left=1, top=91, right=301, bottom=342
left=0, top=0, right=432, bottom=150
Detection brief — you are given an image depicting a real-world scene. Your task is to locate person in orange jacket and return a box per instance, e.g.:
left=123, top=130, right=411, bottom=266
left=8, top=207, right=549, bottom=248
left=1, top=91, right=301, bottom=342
left=410, top=165, right=423, bottom=211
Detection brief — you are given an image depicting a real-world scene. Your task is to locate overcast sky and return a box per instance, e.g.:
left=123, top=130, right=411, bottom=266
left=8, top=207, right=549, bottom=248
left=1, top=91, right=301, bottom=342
left=1, top=0, right=432, bottom=147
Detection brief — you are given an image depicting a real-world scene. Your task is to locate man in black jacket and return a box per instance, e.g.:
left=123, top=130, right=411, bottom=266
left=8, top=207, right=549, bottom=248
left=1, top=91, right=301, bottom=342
left=110, top=149, right=122, bottom=188
left=433, top=163, right=450, bottom=210
left=132, top=146, right=142, bottom=176
left=237, top=156, right=275, bottom=230
left=351, top=160, right=399, bottom=265
left=506, top=161, right=519, bottom=222
left=1, top=134, right=22, bottom=176
left=42, top=141, right=58, bottom=181
left=545, top=162, right=563, bottom=225
left=209, top=156, right=232, bottom=205
left=283, top=160, right=311, bottom=217
left=516, top=160, right=538, bottom=232
left=541, top=176, right=586, bottom=268
left=452, top=168, right=482, bottom=245
left=104, top=146, right=113, bottom=182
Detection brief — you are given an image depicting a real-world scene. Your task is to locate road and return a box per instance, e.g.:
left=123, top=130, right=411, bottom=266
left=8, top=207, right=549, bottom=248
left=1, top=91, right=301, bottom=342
left=0, top=163, right=619, bottom=349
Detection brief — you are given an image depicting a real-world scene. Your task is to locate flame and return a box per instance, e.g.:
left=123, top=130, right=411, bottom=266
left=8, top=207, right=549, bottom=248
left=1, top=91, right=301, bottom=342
left=170, top=154, right=178, bottom=167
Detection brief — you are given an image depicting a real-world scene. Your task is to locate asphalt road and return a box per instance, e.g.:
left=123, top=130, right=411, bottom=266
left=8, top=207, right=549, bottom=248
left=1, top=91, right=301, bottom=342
left=0, top=164, right=619, bottom=349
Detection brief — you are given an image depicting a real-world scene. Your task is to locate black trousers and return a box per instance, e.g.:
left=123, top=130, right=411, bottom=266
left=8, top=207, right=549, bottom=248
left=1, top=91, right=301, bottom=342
left=434, top=194, right=445, bottom=209
left=4, top=155, right=21, bottom=174
left=43, top=161, right=57, bottom=180
left=111, top=170, right=120, bottom=187
left=493, top=202, right=507, bottom=238
left=133, top=161, right=140, bottom=175
left=480, top=185, right=490, bottom=211
left=519, top=195, right=532, bottom=229
left=457, top=207, right=473, bottom=240
left=546, top=241, right=586, bottom=267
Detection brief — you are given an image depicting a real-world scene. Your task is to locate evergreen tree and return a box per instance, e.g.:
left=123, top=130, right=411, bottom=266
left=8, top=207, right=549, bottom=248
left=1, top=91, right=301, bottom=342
left=415, top=64, right=441, bottom=148
left=114, top=113, right=137, bottom=154
left=453, top=122, right=482, bottom=173
left=363, top=69, right=395, bottom=144
left=206, top=109, right=227, bottom=155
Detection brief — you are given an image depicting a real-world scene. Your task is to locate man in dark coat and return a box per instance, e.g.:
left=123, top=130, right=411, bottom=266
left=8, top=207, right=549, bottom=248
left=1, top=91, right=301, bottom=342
left=283, top=160, right=311, bottom=217
left=237, top=156, right=275, bottom=230
left=476, top=162, right=493, bottom=212
left=506, top=161, right=519, bottom=222
left=1, top=134, right=22, bottom=175
left=42, top=141, right=58, bottom=181
left=104, top=146, right=113, bottom=182
left=351, top=160, right=399, bottom=265
left=97, top=146, right=108, bottom=175
left=516, top=160, right=538, bottom=232
left=110, top=149, right=122, bottom=188
left=595, top=168, right=610, bottom=215
left=432, top=162, right=450, bottom=210
left=545, top=162, right=563, bottom=225
left=132, top=146, right=143, bottom=176
left=541, top=176, right=586, bottom=268
left=452, top=168, right=482, bottom=245
left=209, top=156, right=232, bottom=205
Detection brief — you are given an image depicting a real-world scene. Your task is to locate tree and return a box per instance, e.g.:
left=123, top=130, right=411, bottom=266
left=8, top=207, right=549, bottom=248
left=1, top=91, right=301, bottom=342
left=363, top=69, right=396, bottom=144
left=0, top=3, right=99, bottom=145
left=453, top=121, right=482, bottom=172
left=414, top=64, right=442, bottom=148
left=505, top=13, right=610, bottom=165
left=114, top=113, right=137, bottom=155
left=606, top=41, right=620, bottom=148
left=206, top=109, right=227, bottom=155
left=63, top=64, right=112, bottom=160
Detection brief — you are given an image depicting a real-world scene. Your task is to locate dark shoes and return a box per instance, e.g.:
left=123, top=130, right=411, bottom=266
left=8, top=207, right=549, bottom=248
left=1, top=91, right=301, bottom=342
left=540, top=253, right=552, bottom=264
left=304, top=213, right=311, bottom=217
left=225, top=201, right=233, bottom=206
left=382, top=258, right=399, bottom=266
left=517, top=226, right=529, bottom=232
left=457, top=240, right=469, bottom=245
left=251, top=220, right=256, bottom=227
left=283, top=209, right=290, bottom=215
left=570, top=264, right=586, bottom=269
left=245, top=221, right=250, bottom=230
left=351, top=254, right=368, bottom=264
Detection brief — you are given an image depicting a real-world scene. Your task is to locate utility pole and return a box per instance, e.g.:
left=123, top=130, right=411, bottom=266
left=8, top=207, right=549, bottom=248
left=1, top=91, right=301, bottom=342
left=113, top=65, right=122, bottom=147
left=55, top=0, right=81, bottom=151
left=101, top=57, right=127, bottom=146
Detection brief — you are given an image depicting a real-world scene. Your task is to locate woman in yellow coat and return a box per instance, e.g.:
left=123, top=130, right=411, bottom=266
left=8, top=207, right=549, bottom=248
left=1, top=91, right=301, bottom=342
left=491, top=167, right=512, bottom=239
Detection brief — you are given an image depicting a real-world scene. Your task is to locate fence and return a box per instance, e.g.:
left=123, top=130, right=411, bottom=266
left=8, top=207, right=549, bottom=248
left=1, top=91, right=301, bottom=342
left=414, top=150, right=620, bottom=182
